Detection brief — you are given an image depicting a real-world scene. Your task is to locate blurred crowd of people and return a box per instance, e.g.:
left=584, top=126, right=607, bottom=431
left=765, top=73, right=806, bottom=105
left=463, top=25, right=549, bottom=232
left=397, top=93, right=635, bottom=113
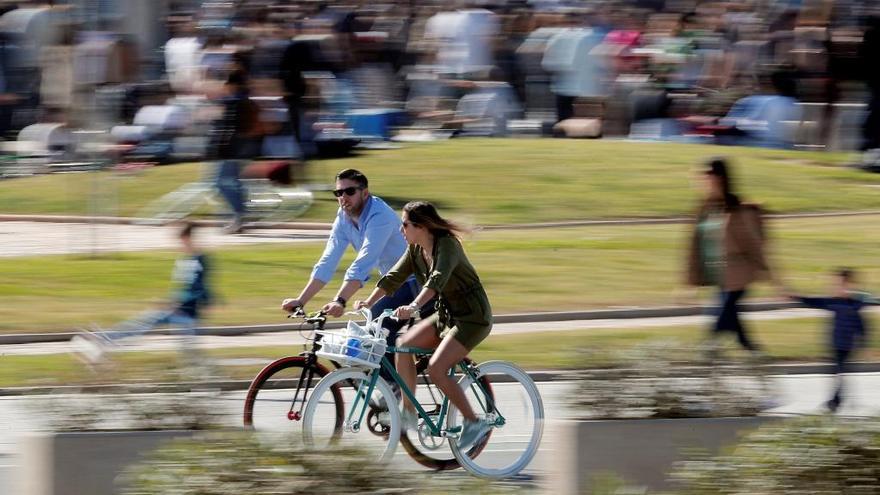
left=153, top=0, right=880, bottom=151
left=0, top=0, right=878, bottom=161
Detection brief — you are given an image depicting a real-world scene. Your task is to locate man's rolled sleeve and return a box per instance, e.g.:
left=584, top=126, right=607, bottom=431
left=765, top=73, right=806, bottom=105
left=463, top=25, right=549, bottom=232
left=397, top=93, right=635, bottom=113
left=311, top=218, right=349, bottom=283
left=344, top=217, right=397, bottom=283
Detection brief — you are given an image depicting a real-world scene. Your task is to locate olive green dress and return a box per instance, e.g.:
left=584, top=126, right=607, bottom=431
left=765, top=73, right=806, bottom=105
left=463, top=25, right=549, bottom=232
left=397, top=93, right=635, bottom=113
left=377, top=234, right=492, bottom=350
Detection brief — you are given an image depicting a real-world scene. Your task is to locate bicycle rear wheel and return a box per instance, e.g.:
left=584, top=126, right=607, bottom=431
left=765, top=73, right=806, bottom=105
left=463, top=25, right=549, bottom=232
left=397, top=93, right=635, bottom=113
left=399, top=357, right=494, bottom=470
left=243, top=356, right=342, bottom=434
left=134, top=182, right=213, bottom=225
left=302, top=367, right=400, bottom=463
left=244, top=180, right=313, bottom=224
left=447, top=361, right=544, bottom=479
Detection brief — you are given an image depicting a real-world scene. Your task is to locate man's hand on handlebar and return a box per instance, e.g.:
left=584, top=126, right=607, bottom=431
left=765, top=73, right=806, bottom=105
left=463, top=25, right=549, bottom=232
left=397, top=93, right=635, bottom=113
left=322, top=301, right=345, bottom=317
left=281, top=298, right=303, bottom=313
left=353, top=300, right=370, bottom=310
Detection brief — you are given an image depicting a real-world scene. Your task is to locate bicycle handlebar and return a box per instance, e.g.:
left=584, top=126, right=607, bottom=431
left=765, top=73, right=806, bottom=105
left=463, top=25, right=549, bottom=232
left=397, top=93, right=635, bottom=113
left=287, top=305, right=419, bottom=329
left=287, top=308, right=328, bottom=326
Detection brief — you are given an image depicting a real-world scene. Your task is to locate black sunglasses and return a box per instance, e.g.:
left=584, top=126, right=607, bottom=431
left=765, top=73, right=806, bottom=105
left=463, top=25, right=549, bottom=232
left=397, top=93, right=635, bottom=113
left=333, top=186, right=364, bottom=198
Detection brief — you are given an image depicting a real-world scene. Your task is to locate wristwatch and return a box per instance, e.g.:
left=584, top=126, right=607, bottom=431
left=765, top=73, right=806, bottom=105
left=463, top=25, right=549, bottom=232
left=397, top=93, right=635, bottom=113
left=333, top=296, right=347, bottom=308
left=407, top=302, right=420, bottom=317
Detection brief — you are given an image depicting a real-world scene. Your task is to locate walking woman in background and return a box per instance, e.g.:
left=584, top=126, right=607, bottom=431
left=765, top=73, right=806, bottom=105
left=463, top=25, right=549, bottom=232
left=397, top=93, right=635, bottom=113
left=685, top=158, right=782, bottom=355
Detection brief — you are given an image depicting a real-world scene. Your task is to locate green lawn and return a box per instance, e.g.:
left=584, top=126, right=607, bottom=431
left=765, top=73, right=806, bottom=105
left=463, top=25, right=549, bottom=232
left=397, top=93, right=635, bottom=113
left=0, top=140, right=877, bottom=224
left=1, top=215, right=877, bottom=333
left=2, top=315, right=877, bottom=389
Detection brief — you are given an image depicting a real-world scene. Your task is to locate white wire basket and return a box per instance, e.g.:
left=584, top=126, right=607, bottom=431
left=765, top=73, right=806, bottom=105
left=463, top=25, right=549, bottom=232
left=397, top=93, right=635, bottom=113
left=315, top=309, right=390, bottom=369
left=315, top=330, right=387, bottom=369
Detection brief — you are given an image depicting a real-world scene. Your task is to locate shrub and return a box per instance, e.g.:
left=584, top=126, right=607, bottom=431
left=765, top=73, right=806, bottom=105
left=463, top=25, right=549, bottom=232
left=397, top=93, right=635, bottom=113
left=121, top=432, right=532, bottom=495
left=32, top=388, right=225, bottom=432
left=672, top=415, right=880, bottom=494
left=570, top=340, right=769, bottom=419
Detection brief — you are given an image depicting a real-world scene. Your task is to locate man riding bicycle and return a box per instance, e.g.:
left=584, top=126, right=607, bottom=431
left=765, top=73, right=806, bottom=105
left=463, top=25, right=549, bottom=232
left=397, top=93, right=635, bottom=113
left=281, top=169, right=430, bottom=353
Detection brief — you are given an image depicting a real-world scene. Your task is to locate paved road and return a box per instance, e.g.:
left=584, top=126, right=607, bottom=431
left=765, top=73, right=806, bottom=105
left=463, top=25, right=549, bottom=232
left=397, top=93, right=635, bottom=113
left=0, top=221, right=329, bottom=257
left=2, top=374, right=880, bottom=493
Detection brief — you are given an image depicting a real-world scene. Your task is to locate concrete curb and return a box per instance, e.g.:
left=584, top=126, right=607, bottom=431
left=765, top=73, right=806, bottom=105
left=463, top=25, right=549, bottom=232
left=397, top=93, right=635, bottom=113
left=0, top=301, right=803, bottom=345
left=2, top=363, right=879, bottom=397
left=481, top=210, right=880, bottom=230
left=3, top=210, right=880, bottom=231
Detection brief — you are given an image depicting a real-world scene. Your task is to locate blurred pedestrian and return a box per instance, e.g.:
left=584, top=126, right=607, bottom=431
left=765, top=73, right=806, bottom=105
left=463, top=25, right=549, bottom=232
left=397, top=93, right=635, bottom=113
left=71, top=222, right=213, bottom=365
left=280, top=25, right=316, bottom=152
left=210, top=51, right=262, bottom=234
left=541, top=26, right=608, bottom=123
left=164, top=16, right=204, bottom=95
left=860, top=15, right=880, bottom=152
left=685, top=158, right=782, bottom=355
left=38, top=24, right=76, bottom=123
left=787, top=268, right=878, bottom=412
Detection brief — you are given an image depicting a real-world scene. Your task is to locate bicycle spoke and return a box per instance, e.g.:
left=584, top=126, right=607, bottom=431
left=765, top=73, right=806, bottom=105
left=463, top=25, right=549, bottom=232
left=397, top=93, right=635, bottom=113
left=244, top=359, right=340, bottom=435
left=303, top=368, right=400, bottom=463
left=400, top=358, right=495, bottom=471
left=448, top=361, right=544, bottom=479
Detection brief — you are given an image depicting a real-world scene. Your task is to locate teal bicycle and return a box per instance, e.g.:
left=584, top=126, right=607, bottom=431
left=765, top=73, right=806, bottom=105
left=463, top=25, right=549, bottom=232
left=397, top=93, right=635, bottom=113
left=301, top=309, right=544, bottom=478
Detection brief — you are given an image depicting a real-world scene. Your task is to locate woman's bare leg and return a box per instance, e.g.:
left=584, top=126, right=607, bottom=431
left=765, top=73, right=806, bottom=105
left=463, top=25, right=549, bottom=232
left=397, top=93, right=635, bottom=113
left=427, top=335, right=476, bottom=421
left=395, top=320, right=441, bottom=412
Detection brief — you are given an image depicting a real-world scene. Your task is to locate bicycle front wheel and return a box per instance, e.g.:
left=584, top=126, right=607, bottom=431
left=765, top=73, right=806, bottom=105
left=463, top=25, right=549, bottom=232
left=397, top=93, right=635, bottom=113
left=447, top=361, right=544, bottom=479
left=243, top=356, right=342, bottom=433
left=302, top=367, right=401, bottom=463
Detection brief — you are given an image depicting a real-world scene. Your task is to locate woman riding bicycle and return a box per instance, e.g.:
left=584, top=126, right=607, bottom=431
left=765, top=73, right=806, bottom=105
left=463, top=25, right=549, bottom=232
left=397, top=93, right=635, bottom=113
left=355, top=201, right=492, bottom=449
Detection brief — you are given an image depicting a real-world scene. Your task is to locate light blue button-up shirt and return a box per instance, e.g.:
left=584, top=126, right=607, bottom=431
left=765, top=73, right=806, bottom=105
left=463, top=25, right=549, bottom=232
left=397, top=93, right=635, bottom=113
left=311, top=195, right=409, bottom=284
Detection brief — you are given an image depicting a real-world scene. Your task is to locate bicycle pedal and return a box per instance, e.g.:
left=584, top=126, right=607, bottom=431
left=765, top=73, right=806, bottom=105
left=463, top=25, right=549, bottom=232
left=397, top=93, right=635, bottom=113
left=443, top=425, right=462, bottom=438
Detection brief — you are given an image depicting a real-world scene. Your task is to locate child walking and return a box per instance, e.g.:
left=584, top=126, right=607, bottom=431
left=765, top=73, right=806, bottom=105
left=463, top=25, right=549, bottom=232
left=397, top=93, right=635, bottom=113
left=788, top=268, right=877, bottom=412
left=72, top=222, right=212, bottom=364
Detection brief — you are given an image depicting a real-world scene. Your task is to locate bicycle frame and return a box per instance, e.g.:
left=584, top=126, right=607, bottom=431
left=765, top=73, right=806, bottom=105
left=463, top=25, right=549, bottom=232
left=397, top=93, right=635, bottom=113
left=344, top=346, right=500, bottom=437
left=273, top=313, right=335, bottom=421
left=282, top=346, right=325, bottom=421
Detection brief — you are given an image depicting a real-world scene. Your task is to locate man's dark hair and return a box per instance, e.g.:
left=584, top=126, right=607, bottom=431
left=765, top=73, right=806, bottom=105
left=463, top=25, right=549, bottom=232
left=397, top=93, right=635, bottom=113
left=837, top=268, right=856, bottom=283
left=336, top=169, right=368, bottom=188
left=179, top=221, right=196, bottom=239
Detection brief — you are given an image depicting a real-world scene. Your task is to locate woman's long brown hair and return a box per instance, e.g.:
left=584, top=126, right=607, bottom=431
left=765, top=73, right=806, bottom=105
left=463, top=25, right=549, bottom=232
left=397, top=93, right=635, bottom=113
left=403, top=201, right=469, bottom=240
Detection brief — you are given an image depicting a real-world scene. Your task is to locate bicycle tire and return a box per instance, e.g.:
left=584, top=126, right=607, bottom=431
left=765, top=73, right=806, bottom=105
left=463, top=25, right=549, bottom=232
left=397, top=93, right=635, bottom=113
left=134, top=182, right=213, bottom=225
left=399, top=357, right=494, bottom=470
left=243, top=356, right=343, bottom=433
left=245, top=182, right=314, bottom=224
left=302, top=367, right=401, bottom=463
left=448, top=361, right=544, bottom=479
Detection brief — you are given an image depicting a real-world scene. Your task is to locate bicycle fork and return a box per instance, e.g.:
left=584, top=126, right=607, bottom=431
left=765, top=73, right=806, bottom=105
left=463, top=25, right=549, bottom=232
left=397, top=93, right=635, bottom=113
left=344, top=370, right=381, bottom=433
left=287, top=360, right=319, bottom=421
